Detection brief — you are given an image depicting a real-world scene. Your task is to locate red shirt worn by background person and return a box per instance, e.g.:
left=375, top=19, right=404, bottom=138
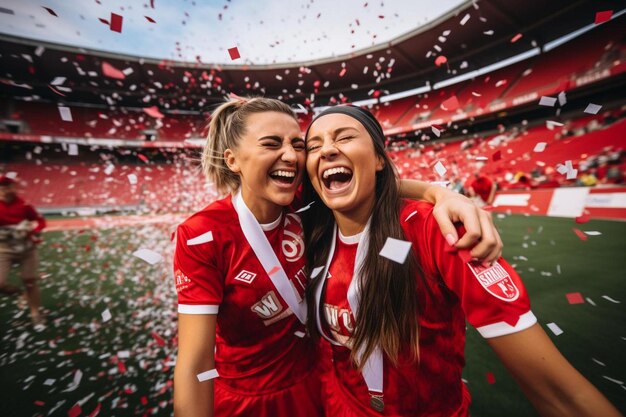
left=0, top=196, right=46, bottom=232
left=173, top=195, right=317, bottom=393
left=320, top=200, right=536, bottom=417
left=469, top=175, right=494, bottom=202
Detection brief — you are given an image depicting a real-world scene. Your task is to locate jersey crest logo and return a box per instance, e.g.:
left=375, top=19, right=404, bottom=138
left=282, top=213, right=305, bottom=263
left=251, top=291, right=283, bottom=319
left=174, top=269, right=192, bottom=293
left=468, top=261, right=520, bottom=302
left=234, top=269, right=257, bottom=284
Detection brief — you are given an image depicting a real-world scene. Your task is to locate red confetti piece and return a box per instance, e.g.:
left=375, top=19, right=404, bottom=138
left=110, top=13, right=123, bottom=33
left=68, top=404, right=82, bottom=417
left=42, top=7, right=57, bottom=17
left=143, top=106, right=164, bottom=119
left=88, top=403, right=102, bottom=417
left=339, top=68, right=347, bottom=77
left=48, top=85, right=66, bottom=97
left=101, top=61, right=126, bottom=80
left=144, top=16, right=156, bottom=23
left=435, top=55, right=447, bottom=67
left=510, top=33, right=523, bottom=43
left=441, top=95, right=459, bottom=111
left=141, top=396, right=148, bottom=405
left=492, top=150, right=502, bottom=161
left=594, top=10, right=612, bottom=25
left=118, top=360, right=127, bottom=374
left=566, top=292, right=584, bottom=304
left=98, top=18, right=109, bottom=25
left=151, top=331, right=166, bottom=347
left=150, top=0, right=155, bottom=8
left=572, top=228, right=588, bottom=241
left=486, top=372, right=496, bottom=384
left=228, top=47, right=240, bottom=60
left=137, top=153, right=149, bottom=163
left=575, top=213, right=590, bottom=224
left=34, top=400, right=45, bottom=406
left=268, top=266, right=280, bottom=276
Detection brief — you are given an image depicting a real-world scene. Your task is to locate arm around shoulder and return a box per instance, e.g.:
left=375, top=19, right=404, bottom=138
left=487, top=323, right=622, bottom=417
left=174, top=313, right=217, bottom=417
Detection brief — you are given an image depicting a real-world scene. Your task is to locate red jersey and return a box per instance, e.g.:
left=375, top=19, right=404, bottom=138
left=0, top=196, right=46, bottom=231
left=173, top=195, right=317, bottom=394
left=321, top=199, right=536, bottom=416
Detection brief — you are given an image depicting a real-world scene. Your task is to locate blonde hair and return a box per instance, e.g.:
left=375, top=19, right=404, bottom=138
left=202, top=97, right=298, bottom=193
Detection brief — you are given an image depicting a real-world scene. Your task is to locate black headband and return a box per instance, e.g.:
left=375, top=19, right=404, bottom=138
left=306, top=105, right=385, bottom=147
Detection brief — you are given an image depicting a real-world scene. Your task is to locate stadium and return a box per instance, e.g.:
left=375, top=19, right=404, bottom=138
left=0, top=0, right=624, bottom=416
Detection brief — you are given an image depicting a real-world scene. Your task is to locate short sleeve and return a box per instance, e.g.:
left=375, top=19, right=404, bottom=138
left=418, top=210, right=537, bottom=339
left=173, top=223, right=223, bottom=315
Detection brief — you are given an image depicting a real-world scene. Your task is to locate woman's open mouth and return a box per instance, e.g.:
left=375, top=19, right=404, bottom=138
left=269, top=169, right=297, bottom=185
left=321, top=166, right=353, bottom=192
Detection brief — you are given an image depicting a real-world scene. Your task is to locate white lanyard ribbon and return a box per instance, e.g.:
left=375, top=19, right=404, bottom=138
left=313, top=220, right=383, bottom=394
left=233, top=191, right=307, bottom=325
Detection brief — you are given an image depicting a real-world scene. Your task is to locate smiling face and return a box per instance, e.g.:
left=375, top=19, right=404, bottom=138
left=305, top=113, right=384, bottom=231
left=225, top=111, right=305, bottom=223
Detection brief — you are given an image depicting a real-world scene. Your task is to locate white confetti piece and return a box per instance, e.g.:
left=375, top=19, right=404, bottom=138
left=187, top=231, right=213, bottom=246
left=132, top=248, right=163, bottom=265
left=460, top=13, right=470, bottom=25
left=379, top=237, right=412, bottom=264
left=104, top=164, right=115, bottom=175
left=601, top=295, right=621, bottom=304
left=483, top=30, right=494, bottom=35
left=58, top=106, right=73, bottom=122
left=294, top=330, right=306, bottom=338
left=583, top=231, right=601, bottom=236
left=43, top=378, right=56, bottom=386
left=101, top=308, right=111, bottom=322
left=117, top=350, right=130, bottom=359
left=196, top=369, right=219, bottom=382
left=475, top=156, right=488, bottom=161
left=34, top=46, right=45, bottom=56
left=404, top=210, right=418, bottom=222
left=68, top=143, right=78, bottom=156
left=122, top=67, right=134, bottom=76
left=63, top=370, right=83, bottom=392
left=533, top=142, right=547, bottom=152
left=310, top=266, right=325, bottom=279
left=556, top=264, right=561, bottom=274
left=546, top=120, right=564, bottom=130
left=586, top=297, right=596, bottom=306
left=295, top=201, right=315, bottom=213
left=558, top=91, right=567, bottom=106
left=539, top=96, right=557, bottom=107
left=50, top=76, right=66, bottom=86
left=546, top=322, right=563, bottom=336
left=127, top=174, right=138, bottom=185
left=566, top=168, right=578, bottom=180
left=434, top=161, right=447, bottom=177
left=431, top=126, right=441, bottom=137
left=602, top=376, right=624, bottom=385
left=584, top=103, right=602, bottom=115
left=592, top=358, right=606, bottom=366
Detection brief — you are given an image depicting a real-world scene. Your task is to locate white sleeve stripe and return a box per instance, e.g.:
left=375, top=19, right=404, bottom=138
left=178, top=304, right=219, bottom=314
left=476, top=311, right=537, bottom=338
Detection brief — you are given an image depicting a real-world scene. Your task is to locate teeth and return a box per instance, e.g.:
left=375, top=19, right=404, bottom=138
left=271, top=170, right=295, bottom=178
left=322, top=166, right=352, bottom=179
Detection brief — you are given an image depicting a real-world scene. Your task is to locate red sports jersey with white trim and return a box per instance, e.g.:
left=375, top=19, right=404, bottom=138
left=321, top=199, right=536, bottom=416
left=174, top=195, right=316, bottom=394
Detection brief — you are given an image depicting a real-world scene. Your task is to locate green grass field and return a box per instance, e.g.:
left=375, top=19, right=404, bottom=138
left=0, top=214, right=624, bottom=417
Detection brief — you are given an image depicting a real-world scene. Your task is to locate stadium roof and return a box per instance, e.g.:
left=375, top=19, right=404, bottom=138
left=0, top=0, right=623, bottom=110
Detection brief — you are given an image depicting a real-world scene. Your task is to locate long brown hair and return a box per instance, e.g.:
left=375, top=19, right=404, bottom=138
left=302, top=111, right=421, bottom=369
left=202, top=97, right=298, bottom=193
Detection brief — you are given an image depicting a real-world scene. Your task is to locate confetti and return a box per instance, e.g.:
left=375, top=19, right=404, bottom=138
left=566, top=292, right=584, bottom=304
left=575, top=213, right=590, bottom=224
left=434, top=161, right=447, bottom=177
left=475, top=156, right=488, bottom=161
left=339, top=68, right=347, bottom=77
left=379, top=237, right=412, bottom=264
left=546, top=322, right=563, bottom=336
left=539, top=96, right=557, bottom=107
left=268, top=266, right=280, bottom=276
left=132, top=248, right=163, bottom=265
left=586, top=297, right=596, bottom=306
left=127, top=174, right=138, bottom=185
left=42, top=6, right=58, bottom=17
left=63, top=370, right=83, bottom=392
left=310, top=266, right=325, bottom=279
left=572, top=228, right=588, bottom=241
left=50, top=76, right=66, bottom=86
left=486, top=372, right=496, bottom=384
left=510, top=33, right=522, bottom=43
left=583, top=231, right=601, bottom=236
left=584, top=103, right=602, bottom=115
left=0, top=7, right=15, bottom=14
left=143, top=106, right=164, bottom=119
left=435, top=55, right=448, bottom=67
left=441, top=95, right=459, bottom=111
left=431, top=126, right=441, bottom=137
left=558, top=91, right=567, bottom=106
left=145, top=16, right=156, bottom=23
left=295, top=201, right=315, bottom=213
left=102, top=62, right=126, bottom=80
left=546, top=120, right=563, bottom=130
left=228, top=47, right=240, bottom=60
left=533, top=142, right=547, bottom=152
left=404, top=210, right=417, bottom=222
left=492, top=150, right=501, bottom=161
left=101, top=309, right=111, bottom=322
left=592, top=358, right=606, bottom=366
left=187, top=231, right=214, bottom=246
left=68, top=144, right=79, bottom=156
left=196, top=369, right=219, bottom=382
left=595, top=10, right=613, bottom=25
left=110, top=13, right=123, bottom=33
left=68, top=404, right=82, bottom=417
left=43, top=378, right=56, bottom=386
left=294, top=330, right=306, bottom=338
left=58, top=106, right=73, bottom=122
left=460, top=13, right=470, bottom=25
left=601, top=295, right=621, bottom=304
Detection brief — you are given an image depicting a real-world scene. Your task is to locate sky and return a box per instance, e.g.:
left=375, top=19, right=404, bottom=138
left=0, top=0, right=466, bottom=65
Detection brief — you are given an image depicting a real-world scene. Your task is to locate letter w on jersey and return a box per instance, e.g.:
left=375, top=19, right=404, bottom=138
left=252, top=291, right=285, bottom=323
left=468, top=261, right=520, bottom=302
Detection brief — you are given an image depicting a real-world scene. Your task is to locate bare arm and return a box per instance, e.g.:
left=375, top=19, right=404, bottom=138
left=398, top=179, right=502, bottom=263
left=487, top=324, right=621, bottom=417
left=174, top=314, right=217, bottom=417
left=486, top=182, right=497, bottom=205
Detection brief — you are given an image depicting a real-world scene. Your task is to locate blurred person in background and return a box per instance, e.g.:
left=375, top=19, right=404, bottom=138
left=0, top=175, right=46, bottom=325
left=467, top=170, right=497, bottom=206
